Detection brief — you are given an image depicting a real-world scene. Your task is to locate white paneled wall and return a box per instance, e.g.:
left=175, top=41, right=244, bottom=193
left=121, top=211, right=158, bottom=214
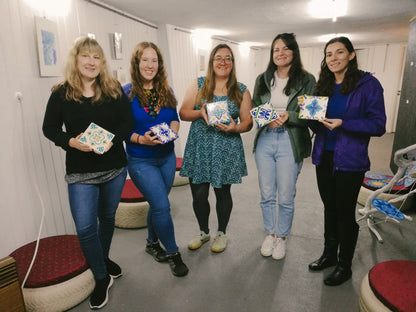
left=0, top=0, right=407, bottom=256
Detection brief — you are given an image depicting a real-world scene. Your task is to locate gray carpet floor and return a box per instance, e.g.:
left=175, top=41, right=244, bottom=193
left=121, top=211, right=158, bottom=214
left=70, top=131, right=416, bottom=312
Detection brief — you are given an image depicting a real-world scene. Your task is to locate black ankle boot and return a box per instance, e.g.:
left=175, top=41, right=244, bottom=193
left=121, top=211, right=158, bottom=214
left=324, top=264, right=352, bottom=286
left=146, top=242, right=168, bottom=262
left=308, top=253, right=337, bottom=271
left=166, top=252, right=189, bottom=277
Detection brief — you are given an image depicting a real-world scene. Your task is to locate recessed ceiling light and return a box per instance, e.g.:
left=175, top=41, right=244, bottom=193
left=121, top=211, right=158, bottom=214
left=308, top=0, right=347, bottom=21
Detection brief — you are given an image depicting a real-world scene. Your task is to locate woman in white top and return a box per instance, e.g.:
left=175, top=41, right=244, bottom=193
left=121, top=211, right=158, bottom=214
left=252, top=33, right=315, bottom=260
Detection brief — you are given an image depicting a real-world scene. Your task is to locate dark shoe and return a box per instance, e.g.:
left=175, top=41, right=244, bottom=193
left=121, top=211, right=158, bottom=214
left=324, top=264, right=352, bottom=286
left=167, top=252, right=189, bottom=277
left=308, top=254, right=337, bottom=271
left=146, top=242, right=168, bottom=262
left=89, top=275, right=113, bottom=309
left=104, top=258, right=122, bottom=279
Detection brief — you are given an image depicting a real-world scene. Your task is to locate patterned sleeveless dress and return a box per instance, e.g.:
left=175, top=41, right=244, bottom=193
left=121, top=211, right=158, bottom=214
left=180, top=77, right=248, bottom=188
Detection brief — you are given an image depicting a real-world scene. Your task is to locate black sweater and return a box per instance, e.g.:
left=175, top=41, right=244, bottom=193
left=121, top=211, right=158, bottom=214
left=42, top=85, right=134, bottom=174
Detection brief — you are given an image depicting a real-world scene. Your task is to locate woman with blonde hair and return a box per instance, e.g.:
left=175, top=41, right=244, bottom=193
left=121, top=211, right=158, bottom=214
left=180, top=43, right=252, bottom=253
left=43, top=36, right=134, bottom=309
left=125, top=42, right=188, bottom=277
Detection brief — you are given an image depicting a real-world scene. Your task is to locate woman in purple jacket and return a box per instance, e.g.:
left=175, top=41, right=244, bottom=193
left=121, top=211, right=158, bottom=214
left=306, top=37, right=386, bottom=286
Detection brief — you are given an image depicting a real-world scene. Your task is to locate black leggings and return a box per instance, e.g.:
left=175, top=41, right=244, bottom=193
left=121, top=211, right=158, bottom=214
left=316, top=151, right=364, bottom=268
left=189, top=180, right=233, bottom=234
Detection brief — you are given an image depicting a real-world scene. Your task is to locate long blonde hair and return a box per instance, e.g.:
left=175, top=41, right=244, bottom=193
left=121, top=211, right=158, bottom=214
left=129, top=42, right=177, bottom=109
left=53, top=36, right=122, bottom=103
left=196, top=44, right=242, bottom=106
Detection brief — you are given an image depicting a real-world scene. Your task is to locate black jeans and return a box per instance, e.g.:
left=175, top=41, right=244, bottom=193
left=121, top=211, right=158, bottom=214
left=189, top=179, right=232, bottom=234
left=316, top=151, right=364, bottom=268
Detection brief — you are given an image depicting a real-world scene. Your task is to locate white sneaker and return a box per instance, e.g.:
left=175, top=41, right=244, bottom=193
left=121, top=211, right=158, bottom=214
left=272, top=237, right=286, bottom=260
left=211, top=232, right=227, bottom=253
left=188, top=231, right=210, bottom=250
left=260, top=235, right=276, bottom=257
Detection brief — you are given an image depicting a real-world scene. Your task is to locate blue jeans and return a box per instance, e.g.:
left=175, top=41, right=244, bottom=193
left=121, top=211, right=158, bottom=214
left=255, top=127, right=302, bottom=237
left=127, top=152, right=179, bottom=254
left=68, top=167, right=127, bottom=280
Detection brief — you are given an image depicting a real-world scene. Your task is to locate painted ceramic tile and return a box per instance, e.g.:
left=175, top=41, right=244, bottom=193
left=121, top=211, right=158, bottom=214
left=150, top=122, right=178, bottom=144
left=299, top=95, right=328, bottom=120
left=250, top=102, right=281, bottom=127
left=78, top=122, right=115, bottom=154
left=206, top=101, right=231, bottom=125
left=372, top=198, right=405, bottom=220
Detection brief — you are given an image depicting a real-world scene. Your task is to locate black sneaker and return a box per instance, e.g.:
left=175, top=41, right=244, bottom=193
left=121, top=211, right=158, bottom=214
left=146, top=242, right=168, bottom=262
left=167, top=252, right=189, bottom=277
left=104, top=258, right=122, bottom=279
left=89, top=275, right=113, bottom=309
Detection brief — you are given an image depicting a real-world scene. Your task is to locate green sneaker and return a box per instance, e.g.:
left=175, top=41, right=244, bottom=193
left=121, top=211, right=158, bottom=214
left=211, top=232, right=227, bottom=253
left=188, top=231, right=210, bottom=250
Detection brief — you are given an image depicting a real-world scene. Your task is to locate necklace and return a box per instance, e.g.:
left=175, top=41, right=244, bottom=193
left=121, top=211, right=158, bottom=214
left=144, top=89, right=159, bottom=118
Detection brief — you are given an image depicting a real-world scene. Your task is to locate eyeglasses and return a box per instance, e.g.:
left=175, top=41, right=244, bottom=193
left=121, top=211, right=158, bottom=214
left=213, top=55, right=233, bottom=64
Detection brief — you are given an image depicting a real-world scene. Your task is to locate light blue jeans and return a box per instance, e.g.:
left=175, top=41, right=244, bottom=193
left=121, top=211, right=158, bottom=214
left=68, top=167, right=127, bottom=280
left=127, top=152, right=179, bottom=254
left=255, top=127, right=302, bottom=237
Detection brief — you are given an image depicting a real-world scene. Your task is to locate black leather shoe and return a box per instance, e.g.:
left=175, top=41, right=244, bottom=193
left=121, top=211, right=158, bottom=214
left=308, top=254, right=337, bottom=271
left=324, top=265, right=352, bottom=286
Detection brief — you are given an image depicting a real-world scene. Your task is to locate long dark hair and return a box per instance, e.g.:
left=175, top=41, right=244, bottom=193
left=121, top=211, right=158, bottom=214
left=196, top=43, right=243, bottom=107
left=255, top=33, right=308, bottom=97
left=314, top=36, right=361, bottom=96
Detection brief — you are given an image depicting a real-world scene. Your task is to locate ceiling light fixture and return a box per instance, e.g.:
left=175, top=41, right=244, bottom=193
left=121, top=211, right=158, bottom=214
left=308, top=0, right=347, bottom=22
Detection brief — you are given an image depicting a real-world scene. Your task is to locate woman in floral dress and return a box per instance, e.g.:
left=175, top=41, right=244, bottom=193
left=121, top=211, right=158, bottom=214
left=180, top=43, right=252, bottom=253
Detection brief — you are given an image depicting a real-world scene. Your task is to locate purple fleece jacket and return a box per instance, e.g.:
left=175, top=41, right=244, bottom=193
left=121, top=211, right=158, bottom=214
left=309, top=71, right=386, bottom=172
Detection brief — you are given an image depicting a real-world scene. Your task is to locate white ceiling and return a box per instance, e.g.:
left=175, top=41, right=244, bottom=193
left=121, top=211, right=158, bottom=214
left=96, top=0, right=416, bottom=48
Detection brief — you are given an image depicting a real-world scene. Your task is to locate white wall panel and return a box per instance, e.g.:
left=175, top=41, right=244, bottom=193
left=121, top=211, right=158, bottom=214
left=165, top=24, right=198, bottom=156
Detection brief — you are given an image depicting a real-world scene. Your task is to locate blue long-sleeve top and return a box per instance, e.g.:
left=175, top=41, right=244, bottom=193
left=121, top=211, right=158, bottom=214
left=126, top=95, right=179, bottom=158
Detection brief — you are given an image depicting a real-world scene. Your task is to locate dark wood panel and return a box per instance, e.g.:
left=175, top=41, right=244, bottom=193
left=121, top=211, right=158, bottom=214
left=391, top=17, right=416, bottom=171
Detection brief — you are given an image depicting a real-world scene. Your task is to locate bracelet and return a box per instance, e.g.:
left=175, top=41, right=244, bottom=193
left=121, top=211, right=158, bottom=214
left=136, top=134, right=141, bottom=144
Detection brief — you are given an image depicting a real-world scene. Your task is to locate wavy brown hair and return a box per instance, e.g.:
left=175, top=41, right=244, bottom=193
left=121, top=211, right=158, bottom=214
left=129, top=42, right=177, bottom=109
left=53, top=36, right=122, bottom=103
left=314, top=36, right=361, bottom=96
left=196, top=44, right=243, bottom=107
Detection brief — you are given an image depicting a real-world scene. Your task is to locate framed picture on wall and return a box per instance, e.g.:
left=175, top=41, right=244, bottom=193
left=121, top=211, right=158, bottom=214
left=35, top=16, right=61, bottom=77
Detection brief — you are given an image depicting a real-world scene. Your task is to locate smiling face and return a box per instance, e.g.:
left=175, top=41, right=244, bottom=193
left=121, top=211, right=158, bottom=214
left=272, top=39, right=293, bottom=69
left=325, top=41, right=356, bottom=80
left=139, top=47, right=159, bottom=85
left=212, top=47, right=233, bottom=78
left=76, top=50, right=101, bottom=82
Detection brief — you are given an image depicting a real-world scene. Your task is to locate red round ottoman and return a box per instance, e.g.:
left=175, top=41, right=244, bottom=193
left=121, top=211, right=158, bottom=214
left=173, top=157, right=189, bottom=186
left=115, top=179, right=149, bottom=228
left=359, top=260, right=416, bottom=311
left=9, top=235, right=94, bottom=312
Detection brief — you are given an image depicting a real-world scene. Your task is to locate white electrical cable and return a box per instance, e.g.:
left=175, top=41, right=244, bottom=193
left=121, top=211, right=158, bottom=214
left=15, top=93, right=46, bottom=289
